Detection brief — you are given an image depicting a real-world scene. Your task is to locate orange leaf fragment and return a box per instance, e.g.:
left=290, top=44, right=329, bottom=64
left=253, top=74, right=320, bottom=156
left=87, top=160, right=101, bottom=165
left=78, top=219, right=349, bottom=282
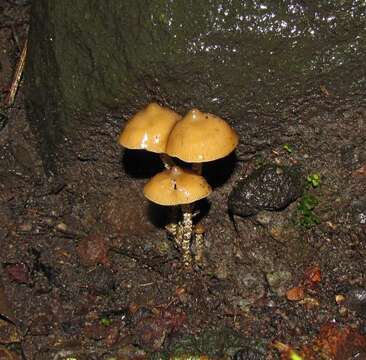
left=304, top=265, right=321, bottom=286
left=286, top=287, right=305, bottom=301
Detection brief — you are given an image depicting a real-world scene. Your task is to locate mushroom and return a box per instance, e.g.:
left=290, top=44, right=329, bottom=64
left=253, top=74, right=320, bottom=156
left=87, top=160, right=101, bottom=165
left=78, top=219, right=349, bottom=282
left=165, top=108, right=239, bottom=174
left=119, top=102, right=181, bottom=169
left=143, top=166, right=212, bottom=266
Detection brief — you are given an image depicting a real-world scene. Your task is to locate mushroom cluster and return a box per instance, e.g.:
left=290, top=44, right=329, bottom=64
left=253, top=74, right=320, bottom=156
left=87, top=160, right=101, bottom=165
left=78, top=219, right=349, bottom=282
left=119, top=103, right=238, bottom=268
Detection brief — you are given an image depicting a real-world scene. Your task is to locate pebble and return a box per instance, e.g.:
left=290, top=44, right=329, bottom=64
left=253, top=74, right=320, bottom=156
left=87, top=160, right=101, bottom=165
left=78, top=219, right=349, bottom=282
left=345, top=288, right=366, bottom=317
left=266, top=271, right=292, bottom=297
left=229, top=164, right=304, bottom=217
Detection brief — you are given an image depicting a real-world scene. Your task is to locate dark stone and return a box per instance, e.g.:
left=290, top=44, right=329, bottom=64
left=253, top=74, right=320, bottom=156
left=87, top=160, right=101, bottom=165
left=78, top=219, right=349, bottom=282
left=228, top=165, right=304, bottom=217
left=25, top=1, right=366, bottom=173
left=346, top=288, right=366, bottom=318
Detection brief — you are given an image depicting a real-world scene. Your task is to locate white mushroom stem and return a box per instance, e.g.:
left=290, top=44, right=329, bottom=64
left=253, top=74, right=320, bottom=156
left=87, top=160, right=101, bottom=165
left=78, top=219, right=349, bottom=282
left=192, top=163, right=202, bottom=175
left=165, top=221, right=183, bottom=248
left=194, top=224, right=205, bottom=263
left=181, top=204, right=193, bottom=267
left=160, top=153, right=175, bottom=170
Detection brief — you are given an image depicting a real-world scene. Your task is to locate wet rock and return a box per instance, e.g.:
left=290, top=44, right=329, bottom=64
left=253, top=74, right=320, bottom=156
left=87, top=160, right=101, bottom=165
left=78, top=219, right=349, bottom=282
left=232, top=270, right=266, bottom=309
left=76, top=234, right=110, bottom=267
left=86, top=266, right=115, bottom=295
left=233, top=346, right=265, bottom=360
left=350, top=196, right=366, bottom=225
left=266, top=271, right=292, bottom=297
left=345, top=288, right=366, bottom=318
left=254, top=209, right=299, bottom=243
left=27, top=1, right=366, bottom=174
left=229, top=165, right=304, bottom=217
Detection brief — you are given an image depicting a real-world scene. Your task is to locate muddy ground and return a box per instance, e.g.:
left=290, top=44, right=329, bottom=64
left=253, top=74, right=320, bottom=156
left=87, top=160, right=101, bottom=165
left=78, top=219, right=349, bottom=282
left=1, top=2, right=366, bottom=359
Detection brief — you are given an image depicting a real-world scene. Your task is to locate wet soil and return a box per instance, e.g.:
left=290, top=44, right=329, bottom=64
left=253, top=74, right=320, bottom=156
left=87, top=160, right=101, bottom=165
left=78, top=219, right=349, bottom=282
left=1, top=2, right=366, bottom=359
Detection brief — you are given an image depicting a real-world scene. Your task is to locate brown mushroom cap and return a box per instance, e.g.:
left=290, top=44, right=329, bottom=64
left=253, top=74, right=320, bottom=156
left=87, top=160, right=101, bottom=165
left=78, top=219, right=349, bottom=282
left=143, top=166, right=212, bottom=206
left=166, top=108, right=239, bottom=163
left=119, top=103, right=181, bottom=153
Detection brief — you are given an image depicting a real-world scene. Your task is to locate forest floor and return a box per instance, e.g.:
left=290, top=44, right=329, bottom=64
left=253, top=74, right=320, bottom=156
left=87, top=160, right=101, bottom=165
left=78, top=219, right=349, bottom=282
left=0, top=2, right=366, bottom=359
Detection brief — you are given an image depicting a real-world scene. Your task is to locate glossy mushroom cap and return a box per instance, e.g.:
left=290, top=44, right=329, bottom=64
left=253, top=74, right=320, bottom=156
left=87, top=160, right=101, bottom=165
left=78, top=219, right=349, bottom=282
left=143, top=166, right=212, bottom=206
left=119, top=103, right=181, bottom=153
left=166, top=108, right=239, bottom=163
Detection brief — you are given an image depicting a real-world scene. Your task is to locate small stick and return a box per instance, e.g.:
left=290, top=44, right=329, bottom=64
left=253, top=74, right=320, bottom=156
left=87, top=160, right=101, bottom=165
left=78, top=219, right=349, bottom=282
left=5, top=38, right=28, bottom=107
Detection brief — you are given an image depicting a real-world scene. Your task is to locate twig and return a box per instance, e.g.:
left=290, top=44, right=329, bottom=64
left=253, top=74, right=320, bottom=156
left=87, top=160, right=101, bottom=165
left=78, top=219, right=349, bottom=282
left=4, top=38, right=28, bottom=107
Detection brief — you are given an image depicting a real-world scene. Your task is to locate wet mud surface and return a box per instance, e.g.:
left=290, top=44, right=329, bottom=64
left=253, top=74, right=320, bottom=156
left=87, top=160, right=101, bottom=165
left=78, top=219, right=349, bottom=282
left=1, top=2, right=366, bottom=359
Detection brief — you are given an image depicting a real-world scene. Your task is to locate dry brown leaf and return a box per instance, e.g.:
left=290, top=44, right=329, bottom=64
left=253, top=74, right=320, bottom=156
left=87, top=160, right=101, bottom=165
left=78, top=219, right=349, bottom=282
left=286, top=287, right=305, bottom=301
left=304, top=265, right=321, bottom=287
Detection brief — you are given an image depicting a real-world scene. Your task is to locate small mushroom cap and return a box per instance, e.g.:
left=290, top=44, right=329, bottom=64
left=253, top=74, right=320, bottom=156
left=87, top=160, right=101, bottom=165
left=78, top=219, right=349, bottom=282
left=119, top=103, right=181, bottom=153
left=166, top=108, right=239, bottom=163
left=143, top=166, right=212, bottom=206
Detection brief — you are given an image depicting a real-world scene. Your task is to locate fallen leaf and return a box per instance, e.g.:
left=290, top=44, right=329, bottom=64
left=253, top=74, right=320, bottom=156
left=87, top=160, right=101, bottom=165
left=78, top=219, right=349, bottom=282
left=276, top=323, right=366, bottom=359
left=304, top=265, right=321, bottom=287
left=303, top=323, right=366, bottom=359
left=5, top=263, right=30, bottom=284
left=286, top=287, right=305, bottom=301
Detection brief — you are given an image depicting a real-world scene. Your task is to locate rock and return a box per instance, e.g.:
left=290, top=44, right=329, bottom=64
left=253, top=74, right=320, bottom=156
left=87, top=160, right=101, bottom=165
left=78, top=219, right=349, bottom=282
left=228, top=165, right=304, bottom=217
left=266, top=271, right=292, bottom=297
left=345, top=288, right=366, bottom=318
left=26, top=1, right=366, bottom=173
left=350, top=196, right=366, bottom=225
left=232, top=270, right=266, bottom=308
left=340, top=144, right=361, bottom=170
left=76, top=234, right=110, bottom=267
